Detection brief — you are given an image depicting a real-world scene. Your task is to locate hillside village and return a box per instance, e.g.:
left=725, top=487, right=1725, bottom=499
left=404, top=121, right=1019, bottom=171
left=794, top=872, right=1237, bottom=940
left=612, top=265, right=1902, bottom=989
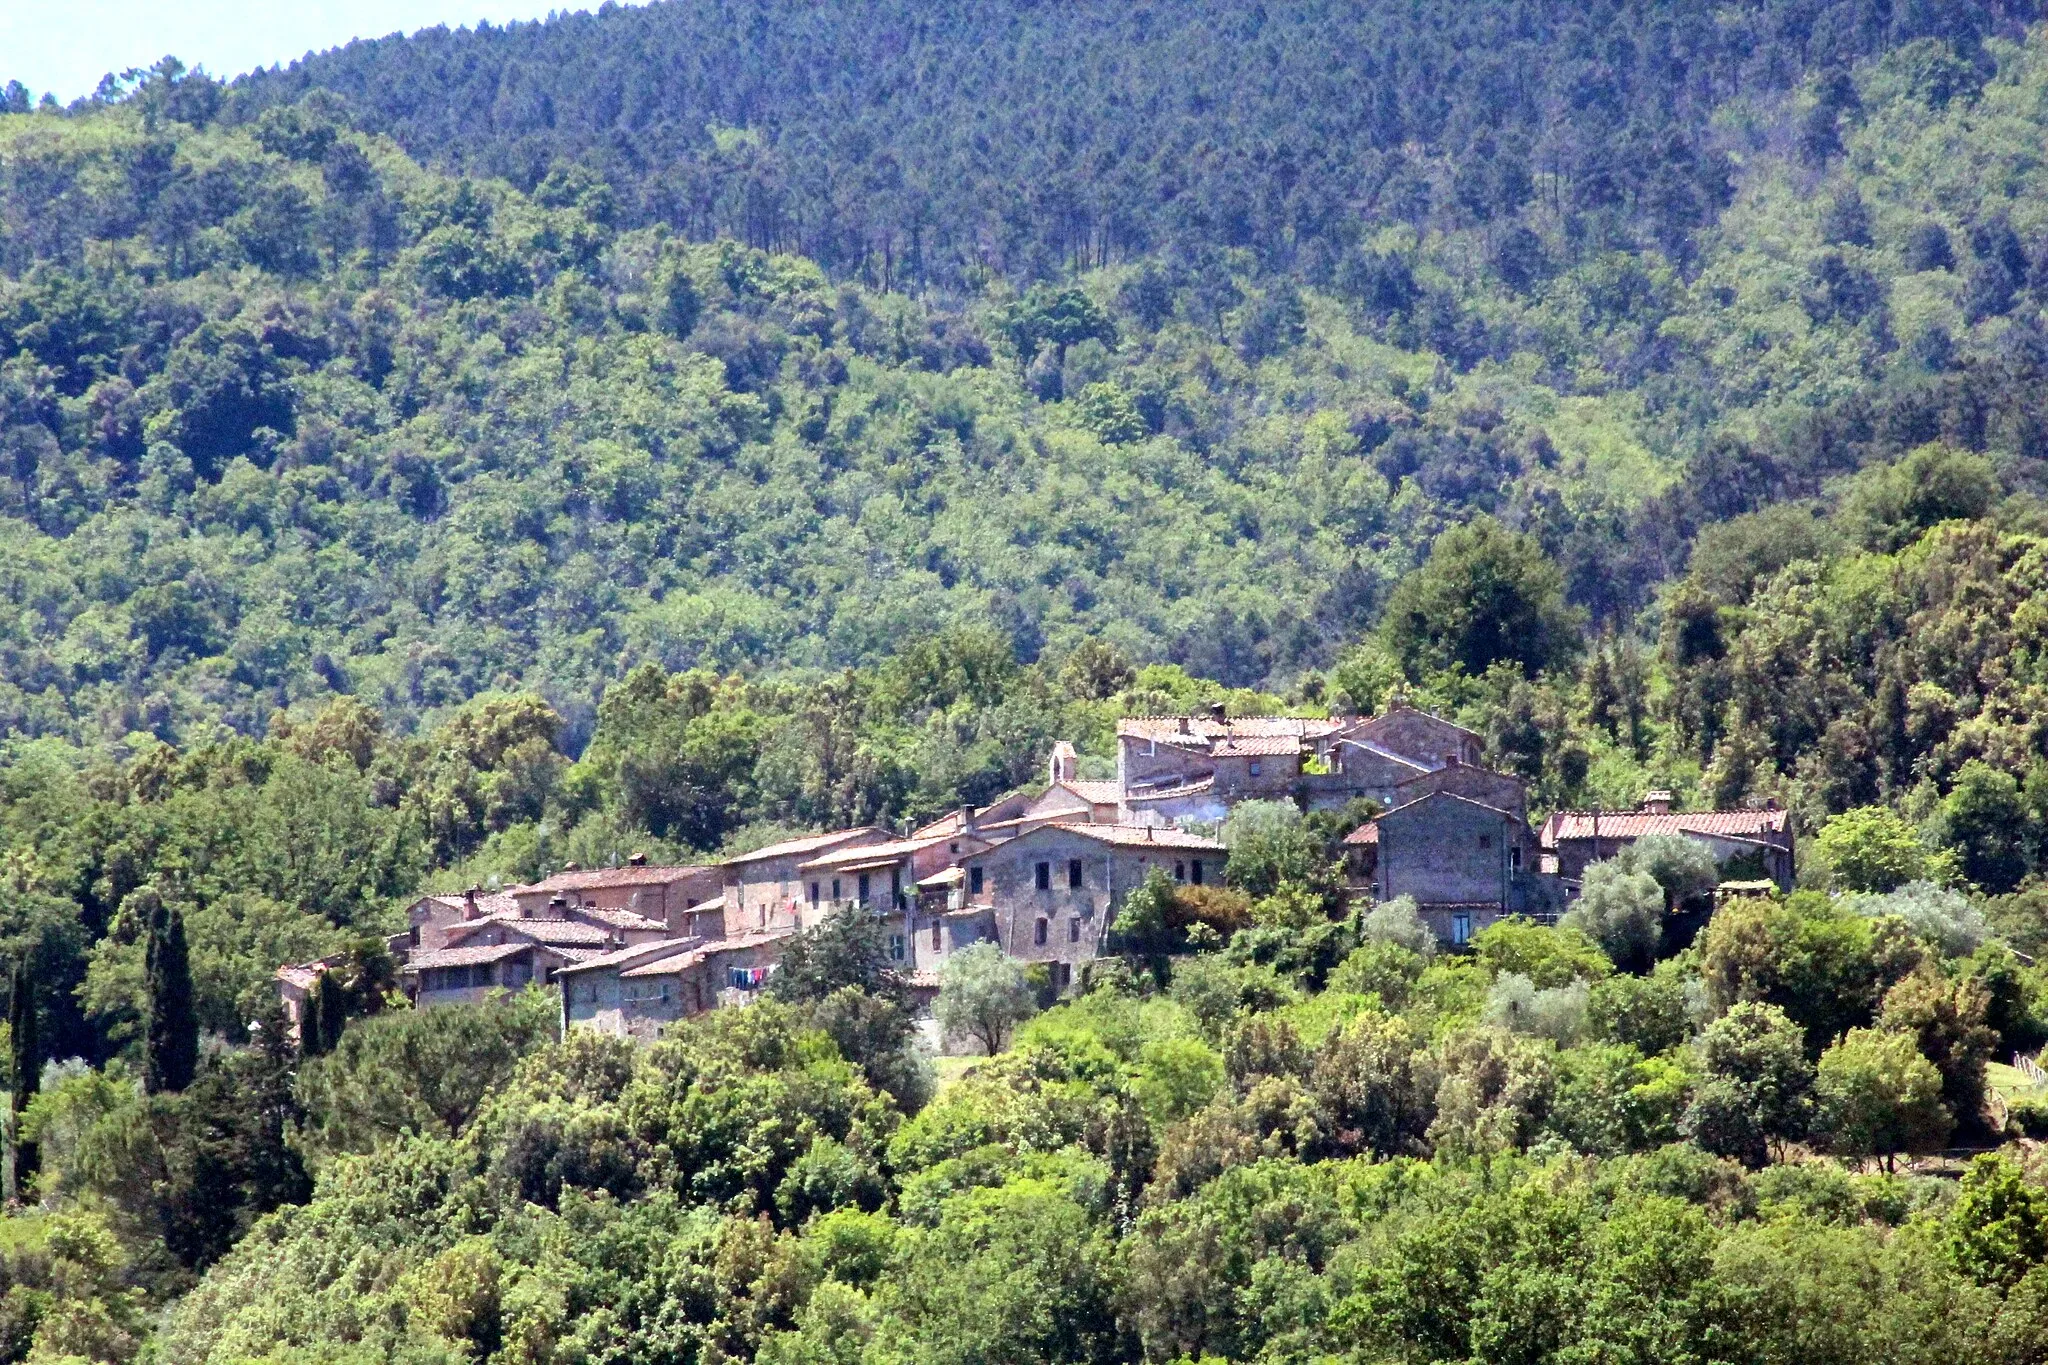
left=277, top=701, right=1796, bottom=1043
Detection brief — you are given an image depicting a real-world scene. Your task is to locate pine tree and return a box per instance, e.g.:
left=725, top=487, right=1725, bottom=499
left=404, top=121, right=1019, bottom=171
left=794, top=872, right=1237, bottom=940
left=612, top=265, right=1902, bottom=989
left=8, top=954, right=37, bottom=1199
left=141, top=890, right=199, bottom=1095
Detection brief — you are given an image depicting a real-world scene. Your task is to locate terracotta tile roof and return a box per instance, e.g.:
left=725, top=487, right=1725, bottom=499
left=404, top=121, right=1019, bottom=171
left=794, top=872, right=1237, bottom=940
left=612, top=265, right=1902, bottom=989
left=1044, top=822, right=1225, bottom=851
left=275, top=960, right=331, bottom=991
left=618, top=928, right=796, bottom=978
left=415, top=891, right=521, bottom=918
left=1211, top=735, right=1302, bottom=758
left=1541, top=808, right=1791, bottom=845
left=1060, top=780, right=1125, bottom=804
left=404, top=942, right=537, bottom=970
left=1125, top=775, right=1216, bottom=803
left=445, top=915, right=616, bottom=947
left=556, top=937, right=707, bottom=975
left=571, top=906, right=668, bottom=933
left=1343, top=823, right=1380, bottom=845
left=798, top=833, right=984, bottom=872
left=1119, top=715, right=1341, bottom=740
left=721, top=826, right=892, bottom=866
left=512, top=864, right=713, bottom=894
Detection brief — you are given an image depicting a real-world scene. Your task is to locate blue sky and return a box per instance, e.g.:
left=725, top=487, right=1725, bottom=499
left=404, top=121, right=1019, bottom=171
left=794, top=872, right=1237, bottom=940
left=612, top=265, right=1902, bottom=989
left=2, top=2, right=637, bottom=102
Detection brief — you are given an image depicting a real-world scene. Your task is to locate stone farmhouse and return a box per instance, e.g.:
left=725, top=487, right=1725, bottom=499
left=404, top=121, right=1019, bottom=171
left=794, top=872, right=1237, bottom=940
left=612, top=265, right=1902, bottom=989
left=507, top=858, right=722, bottom=935
left=952, top=822, right=1225, bottom=992
left=558, top=928, right=794, bottom=1039
left=1539, top=792, right=1795, bottom=890
left=1345, top=791, right=1557, bottom=945
left=1115, top=702, right=1486, bottom=823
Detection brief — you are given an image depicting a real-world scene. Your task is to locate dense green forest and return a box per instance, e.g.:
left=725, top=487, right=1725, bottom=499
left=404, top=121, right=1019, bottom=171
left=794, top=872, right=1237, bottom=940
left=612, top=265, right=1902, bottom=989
left=8, top=2, right=2048, bottom=1361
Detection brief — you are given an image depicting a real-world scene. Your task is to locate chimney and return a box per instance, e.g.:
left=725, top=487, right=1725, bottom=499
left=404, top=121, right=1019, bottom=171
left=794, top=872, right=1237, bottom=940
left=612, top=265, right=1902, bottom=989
left=544, top=894, right=568, bottom=921
left=628, top=851, right=648, bottom=867
left=560, top=862, right=580, bottom=873
left=462, top=886, right=481, bottom=920
left=1642, top=790, right=1673, bottom=815
left=1208, top=701, right=1227, bottom=723
left=959, top=805, right=977, bottom=834
left=1177, top=715, right=1191, bottom=734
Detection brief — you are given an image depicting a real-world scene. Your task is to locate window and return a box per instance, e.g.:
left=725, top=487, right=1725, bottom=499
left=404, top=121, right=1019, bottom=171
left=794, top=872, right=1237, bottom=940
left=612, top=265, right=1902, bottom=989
left=831, top=877, right=841, bottom=901
left=931, top=921, right=942, bottom=951
left=1035, top=861, right=1051, bottom=890
left=1452, top=913, right=1472, bottom=945
left=1478, top=835, right=1492, bottom=851
left=1174, top=860, right=1186, bottom=883
left=1512, top=847, right=1522, bottom=870
left=891, top=868, right=903, bottom=906
left=889, top=934, right=906, bottom=961
left=809, top=881, right=820, bottom=905
left=1068, top=918, right=1080, bottom=942
left=1053, top=962, right=1073, bottom=990
left=969, top=866, right=984, bottom=895
left=1034, top=918, right=1049, bottom=945
left=858, top=872, right=871, bottom=903
left=1249, top=760, right=1263, bottom=777
left=949, top=842, right=960, bottom=854
left=1192, top=860, right=1205, bottom=886
left=1068, top=858, right=1083, bottom=889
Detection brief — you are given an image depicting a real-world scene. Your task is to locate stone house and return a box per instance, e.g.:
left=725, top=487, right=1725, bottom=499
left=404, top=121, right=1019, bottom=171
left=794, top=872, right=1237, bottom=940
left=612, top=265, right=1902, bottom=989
left=797, top=830, right=994, bottom=967
left=1538, top=794, right=1795, bottom=890
left=1109, top=701, right=1488, bottom=821
left=404, top=887, right=667, bottom=955
left=403, top=940, right=580, bottom=1006
left=559, top=928, right=795, bottom=1039
left=507, top=859, right=722, bottom=935
left=959, top=822, right=1226, bottom=992
left=1346, top=790, right=1556, bottom=946
left=720, top=826, right=894, bottom=933
left=402, top=902, right=668, bottom=1007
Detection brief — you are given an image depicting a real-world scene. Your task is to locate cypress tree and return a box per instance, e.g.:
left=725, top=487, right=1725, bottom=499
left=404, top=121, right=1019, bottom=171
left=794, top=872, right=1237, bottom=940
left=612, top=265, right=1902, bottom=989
left=8, top=954, right=37, bottom=1198
left=301, top=971, right=347, bottom=1059
left=141, top=890, right=198, bottom=1094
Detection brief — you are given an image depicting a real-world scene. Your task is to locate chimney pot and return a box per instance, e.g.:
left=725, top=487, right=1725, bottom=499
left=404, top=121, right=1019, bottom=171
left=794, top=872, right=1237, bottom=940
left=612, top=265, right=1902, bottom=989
left=1642, top=789, right=1674, bottom=815
left=629, top=851, right=647, bottom=866
left=462, top=886, right=481, bottom=920
left=561, top=862, right=580, bottom=873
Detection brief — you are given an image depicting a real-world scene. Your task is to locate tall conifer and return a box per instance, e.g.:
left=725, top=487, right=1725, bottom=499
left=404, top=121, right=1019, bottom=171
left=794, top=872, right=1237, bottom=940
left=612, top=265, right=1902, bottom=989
left=8, top=955, right=37, bottom=1198
left=141, top=890, right=198, bottom=1094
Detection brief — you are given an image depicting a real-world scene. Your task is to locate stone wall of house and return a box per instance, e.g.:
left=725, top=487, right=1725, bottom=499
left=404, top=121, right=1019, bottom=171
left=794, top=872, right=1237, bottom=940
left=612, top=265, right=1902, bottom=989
left=1119, top=732, right=1213, bottom=789
left=1395, top=764, right=1527, bottom=815
left=1377, top=796, right=1515, bottom=906
left=967, top=829, right=1216, bottom=987
left=1358, top=709, right=1482, bottom=767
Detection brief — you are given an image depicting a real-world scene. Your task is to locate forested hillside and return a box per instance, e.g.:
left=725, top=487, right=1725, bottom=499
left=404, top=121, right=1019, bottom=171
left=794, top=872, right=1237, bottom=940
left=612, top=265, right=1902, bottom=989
left=10, top=7, right=2048, bottom=1363
left=10, top=7, right=2048, bottom=747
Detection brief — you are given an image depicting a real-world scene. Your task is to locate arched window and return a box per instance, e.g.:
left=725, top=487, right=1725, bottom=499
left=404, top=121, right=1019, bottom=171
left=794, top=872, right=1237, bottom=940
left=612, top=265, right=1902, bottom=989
left=1034, top=918, right=1048, bottom=946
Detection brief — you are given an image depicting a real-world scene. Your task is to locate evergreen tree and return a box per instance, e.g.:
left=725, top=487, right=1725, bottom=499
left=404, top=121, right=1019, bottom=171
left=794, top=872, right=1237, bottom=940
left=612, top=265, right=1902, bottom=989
left=141, top=890, right=199, bottom=1095
left=8, top=954, right=37, bottom=1198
